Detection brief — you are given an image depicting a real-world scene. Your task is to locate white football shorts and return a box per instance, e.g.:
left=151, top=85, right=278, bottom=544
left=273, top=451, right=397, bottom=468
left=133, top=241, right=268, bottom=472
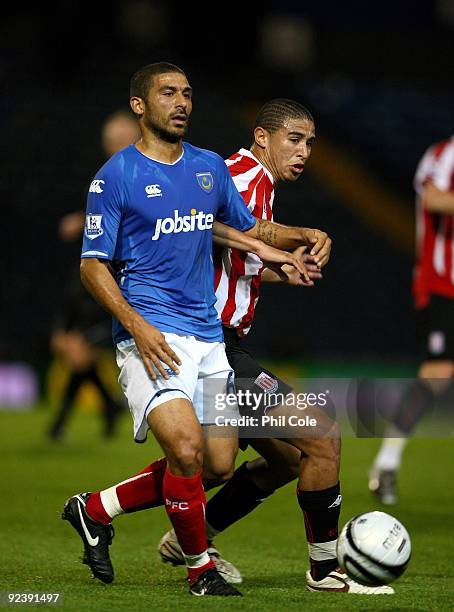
left=116, top=333, right=238, bottom=442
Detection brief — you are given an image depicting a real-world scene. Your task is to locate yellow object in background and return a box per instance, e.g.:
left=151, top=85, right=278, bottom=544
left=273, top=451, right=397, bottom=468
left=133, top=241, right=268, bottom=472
left=46, top=351, right=120, bottom=413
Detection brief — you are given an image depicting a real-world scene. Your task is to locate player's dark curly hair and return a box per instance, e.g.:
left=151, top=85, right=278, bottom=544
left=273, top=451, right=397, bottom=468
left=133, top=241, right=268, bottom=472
left=254, top=98, right=314, bottom=133
left=130, top=62, right=186, bottom=99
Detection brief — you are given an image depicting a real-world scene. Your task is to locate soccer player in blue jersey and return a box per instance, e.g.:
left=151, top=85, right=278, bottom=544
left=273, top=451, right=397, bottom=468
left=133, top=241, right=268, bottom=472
left=61, top=62, right=331, bottom=597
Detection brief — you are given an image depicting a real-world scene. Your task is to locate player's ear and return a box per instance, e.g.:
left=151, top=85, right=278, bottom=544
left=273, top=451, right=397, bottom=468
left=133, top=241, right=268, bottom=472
left=253, top=126, right=268, bottom=150
left=130, top=96, right=145, bottom=118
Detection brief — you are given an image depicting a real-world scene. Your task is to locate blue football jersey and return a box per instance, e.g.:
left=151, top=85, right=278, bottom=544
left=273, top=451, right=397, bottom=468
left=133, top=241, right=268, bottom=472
left=81, top=143, right=256, bottom=344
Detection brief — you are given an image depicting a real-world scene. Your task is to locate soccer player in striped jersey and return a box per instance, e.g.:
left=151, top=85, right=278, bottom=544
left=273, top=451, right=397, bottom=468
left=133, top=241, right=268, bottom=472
left=61, top=64, right=328, bottom=598
left=160, top=99, right=393, bottom=594
left=369, top=135, right=454, bottom=504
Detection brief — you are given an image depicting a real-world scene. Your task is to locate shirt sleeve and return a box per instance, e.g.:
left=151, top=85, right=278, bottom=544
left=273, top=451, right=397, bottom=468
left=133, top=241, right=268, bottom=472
left=81, top=161, right=124, bottom=260
left=215, top=159, right=256, bottom=232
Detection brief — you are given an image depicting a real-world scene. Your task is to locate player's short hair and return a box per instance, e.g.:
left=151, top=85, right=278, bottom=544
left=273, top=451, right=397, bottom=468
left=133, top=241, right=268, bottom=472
left=130, top=62, right=186, bottom=99
left=254, top=98, right=314, bottom=133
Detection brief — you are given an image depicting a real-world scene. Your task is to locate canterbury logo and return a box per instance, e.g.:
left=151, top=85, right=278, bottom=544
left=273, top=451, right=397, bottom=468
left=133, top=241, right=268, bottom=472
left=145, top=184, right=162, bottom=198
left=76, top=497, right=99, bottom=546
left=151, top=209, right=214, bottom=241
left=89, top=179, right=105, bottom=194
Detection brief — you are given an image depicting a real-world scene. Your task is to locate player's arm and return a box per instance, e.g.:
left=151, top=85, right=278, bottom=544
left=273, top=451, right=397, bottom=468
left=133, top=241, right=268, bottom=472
left=215, top=159, right=327, bottom=277
left=80, top=259, right=181, bottom=381
left=81, top=164, right=181, bottom=380
left=244, top=219, right=332, bottom=268
left=262, top=246, right=323, bottom=285
left=212, top=221, right=312, bottom=284
left=422, top=181, right=454, bottom=214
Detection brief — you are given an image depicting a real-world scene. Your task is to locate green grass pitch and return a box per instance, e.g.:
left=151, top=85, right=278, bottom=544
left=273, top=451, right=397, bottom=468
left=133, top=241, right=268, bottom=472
left=0, top=407, right=453, bottom=611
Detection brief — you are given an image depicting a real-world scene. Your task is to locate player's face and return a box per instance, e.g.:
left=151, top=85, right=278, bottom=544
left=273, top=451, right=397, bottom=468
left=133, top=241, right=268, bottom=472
left=267, top=118, right=316, bottom=183
left=142, top=72, right=193, bottom=143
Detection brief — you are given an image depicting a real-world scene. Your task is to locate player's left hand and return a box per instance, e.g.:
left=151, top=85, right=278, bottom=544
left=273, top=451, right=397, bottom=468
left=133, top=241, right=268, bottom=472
left=299, top=228, right=332, bottom=268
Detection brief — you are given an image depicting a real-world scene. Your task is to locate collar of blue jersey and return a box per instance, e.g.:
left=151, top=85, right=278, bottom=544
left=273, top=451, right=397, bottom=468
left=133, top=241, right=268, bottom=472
left=132, top=143, right=185, bottom=166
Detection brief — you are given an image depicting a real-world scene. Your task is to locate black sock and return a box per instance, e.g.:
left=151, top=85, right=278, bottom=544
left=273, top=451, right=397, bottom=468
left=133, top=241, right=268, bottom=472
left=205, top=462, right=274, bottom=533
left=393, top=380, right=434, bottom=434
left=297, top=483, right=341, bottom=580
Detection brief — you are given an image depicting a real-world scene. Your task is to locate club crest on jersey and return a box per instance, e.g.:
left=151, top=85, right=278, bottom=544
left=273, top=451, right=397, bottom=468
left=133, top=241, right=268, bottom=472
left=254, top=372, right=278, bottom=394
left=196, top=172, right=214, bottom=193
left=85, top=214, right=104, bottom=240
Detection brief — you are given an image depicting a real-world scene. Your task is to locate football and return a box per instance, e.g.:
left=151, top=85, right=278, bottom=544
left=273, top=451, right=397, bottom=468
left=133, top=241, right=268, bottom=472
left=337, top=511, right=411, bottom=586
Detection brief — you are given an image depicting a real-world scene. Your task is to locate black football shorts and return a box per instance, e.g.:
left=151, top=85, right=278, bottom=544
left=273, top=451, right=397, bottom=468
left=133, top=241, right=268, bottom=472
left=418, top=294, right=454, bottom=361
left=223, top=327, right=293, bottom=417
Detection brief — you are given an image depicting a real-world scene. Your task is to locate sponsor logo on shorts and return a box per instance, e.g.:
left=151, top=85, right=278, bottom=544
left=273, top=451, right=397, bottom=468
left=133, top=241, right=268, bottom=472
left=254, top=372, right=278, bottom=394
left=428, top=330, right=445, bottom=355
left=85, top=214, right=104, bottom=240
left=162, top=367, right=177, bottom=377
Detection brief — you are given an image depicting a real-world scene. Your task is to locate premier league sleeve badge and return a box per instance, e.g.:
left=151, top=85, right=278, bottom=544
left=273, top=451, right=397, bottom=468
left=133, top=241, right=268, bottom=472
left=85, top=214, right=104, bottom=240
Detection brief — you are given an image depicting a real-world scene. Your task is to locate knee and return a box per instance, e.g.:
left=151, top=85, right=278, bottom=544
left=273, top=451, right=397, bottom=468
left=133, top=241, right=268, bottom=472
left=265, top=451, right=300, bottom=481
left=419, top=360, right=454, bottom=379
left=419, top=361, right=454, bottom=394
left=283, top=453, right=301, bottom=480
left=306, top=426, right=341, bottom=464
left=168, top=437, right=203, bottom=476
left=203, top=460, right=235, bottom=485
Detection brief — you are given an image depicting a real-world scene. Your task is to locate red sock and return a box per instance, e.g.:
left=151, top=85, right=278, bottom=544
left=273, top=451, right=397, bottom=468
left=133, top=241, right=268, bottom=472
left=86, top=458, right=167, bottom=524
left=163, top=468, right=214, bottom=584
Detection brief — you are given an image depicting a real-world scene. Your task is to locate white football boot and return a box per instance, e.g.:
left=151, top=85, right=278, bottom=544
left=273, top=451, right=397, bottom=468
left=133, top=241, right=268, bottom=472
left=306, top=568, right=395, bottom=594
left=158, top=529, right=243, bottom=584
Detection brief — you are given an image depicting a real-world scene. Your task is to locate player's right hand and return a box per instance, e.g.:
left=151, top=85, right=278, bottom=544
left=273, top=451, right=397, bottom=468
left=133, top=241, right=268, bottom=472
left=256, top=242, right=312, bottom=284
left=131, top=317, right=181, bottom=380
left=282, top=247, right=323, bottom=285
left=266, top=248, right=322, bottom=285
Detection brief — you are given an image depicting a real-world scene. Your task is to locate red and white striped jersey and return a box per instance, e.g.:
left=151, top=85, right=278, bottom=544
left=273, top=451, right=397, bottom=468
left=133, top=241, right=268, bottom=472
left=413, top=136, right=454, bottom=309
left=214, top=148, right=275, bottom=335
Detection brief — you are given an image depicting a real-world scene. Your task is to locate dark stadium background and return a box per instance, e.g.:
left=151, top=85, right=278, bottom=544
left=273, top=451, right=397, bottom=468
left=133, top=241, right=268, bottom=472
left=2, top=1, right=454, bottom=379
left=2, top=6, right=454, bottom=610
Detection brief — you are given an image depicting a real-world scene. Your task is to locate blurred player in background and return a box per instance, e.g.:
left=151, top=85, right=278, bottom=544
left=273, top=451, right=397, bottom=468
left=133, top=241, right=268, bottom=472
left=61, top=62, right=321, bottom=598
left=369, top=135, right=454, bottom=504
left=58, top=110, right=141, bottom=241
left=48, top=111, right=140, bottom=440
